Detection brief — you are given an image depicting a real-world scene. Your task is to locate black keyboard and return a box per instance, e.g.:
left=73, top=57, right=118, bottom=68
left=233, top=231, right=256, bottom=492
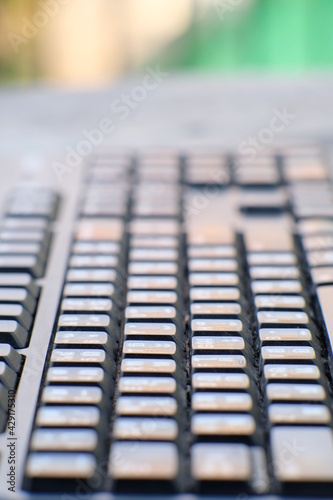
left=1, top=147, right=333, bottom=499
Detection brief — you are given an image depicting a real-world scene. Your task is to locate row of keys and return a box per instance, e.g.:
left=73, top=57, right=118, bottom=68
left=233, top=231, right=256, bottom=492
left=187, top=224, right=268, bottom=494
left=244, top=219, right=333, bottom=486
left=109, top=173, right=185, bottom=490
left=25, top=215, right=126, bottom=487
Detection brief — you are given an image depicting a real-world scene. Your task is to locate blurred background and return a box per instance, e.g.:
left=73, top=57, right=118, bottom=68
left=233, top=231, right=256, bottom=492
left=1, top=0, right=333, bottom=88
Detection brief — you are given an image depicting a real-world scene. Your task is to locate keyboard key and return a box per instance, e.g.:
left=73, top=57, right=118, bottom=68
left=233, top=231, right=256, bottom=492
left=268, top=404, right=330, bottom=424
left=0, top=305, right=32, bottom=330
left=69, top=255, right=118, bottom=268
left=64, top=283, right=115, bottom=297
left=42, top=386, right=103, bottom=404
left=123, top=340, right=176, bottom=355
left=113, top=417, right=178, bottom=440
left=264, top=364, right=320, bottom=380
left=191, top=302, right=241, bottom=316
left=124, top=322, right=176, bottom=337
left=192, top=354, right=246, bottom=369
left=0, top=273, right=39, bottom=297
left=76, top=219, right=124, bottom=242
left=127, top=291, right=177, bottom=304
left=261, top=346, right=315, bottom=361
left=192, top=318, right=242, bottom=332
left=248, top=252, right=296, bottom=265
left=131, top=236, right=178, bottom=248
left=0, top=319, right=29, bottom=348
left=257, top=311, right=309, bottom=326
left=72, top=241, right=120, bottom=254
left=26, top=452, right=96, bottom=478
left=129, top=249, right=178, bottom=261
left=255, top=295, right=305, bottom=310
left=130, top=219, right=180, bottom=236
left=252, top=280, right=302, bottom=294
left=58, top=314, right=112, bottom=331
left=189, top=259, right=237, bottom=272
left=66, top=269, right=117, bottom=283
left=271, top=427, right=333, bottom=482
left=266, top=383, right=325, bottom=401
left=109, top=442, right=178, bottom=479
left=189, top=273, right=239, bottom=286
left=188, top=246, right=236, bottom=258
left=0, top=344, right=22, bottom=371
left=125, top=306, right=177, bottom=320
left=47, top=366, right=105, bottom=384
left=128, top=276, right=177, bottom=290
left=51, top=348, right=109, bottom=365
left=190, top=287, right=240, bottom=301
left=192, top=414, right=255, bottom=436
left=61, top=298, right=114, bottom=313
left=129, top=262, right=178, bottom=275
left=36, top=406, right=100, bottom=426
left=192, top=372, right=250, bottom=389
left=121, top=358, right=176, bottom=374
left=192, top=392, right=252, bottom=411
left=0, top=255, right=42, bottom=277
left=0, top=288, right=36, bottom=314
left=259, top=328, right=311, bottom=342
left=30, top=429, right=98, bottom=451
left=118, top=377, right=176, bottom=393
left=250, top=266, right=299, bottom=280
left=116, top=396, right=177, bottom=416
left=191, top=443, right=251, bottom=481
left=192, top=336, right=245, bottom=351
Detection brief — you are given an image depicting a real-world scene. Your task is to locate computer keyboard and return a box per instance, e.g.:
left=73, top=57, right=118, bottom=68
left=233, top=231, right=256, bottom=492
left=1, top=147, right=333, bottom=499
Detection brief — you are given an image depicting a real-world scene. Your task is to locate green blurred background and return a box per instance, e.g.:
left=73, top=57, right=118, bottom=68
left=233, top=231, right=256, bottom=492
left=1, top=0, right=333, bottom=87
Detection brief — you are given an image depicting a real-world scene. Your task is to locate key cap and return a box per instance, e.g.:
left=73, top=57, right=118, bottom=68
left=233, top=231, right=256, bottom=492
left=3, top=217, right=47, bottom=230
left=47, top=366, right=105, bottom=384
left=316, top=285, right=333, bottom=355
left=192, top=392, right=252, bottom=411
left=0, top=255, right=42, bottom=277
left=125, top=306, right=177, bottom=320
left=191, top=303, right=241, bottom=316
left=0, top=344, right=22, bottom=371
left=26, top=453, right=96, bottom=479
left=116, top=396, right=177, bottom=416
left=113, top=417, right=178, bottom=440
left=264, top=364, right=320, bottom=380
left=66, top=269, right=117, bottom=283
left=248, top=252, right=296, bottom=266
left=297, top=219, right=333, bottom=236
left=259, top=328, right=311, bottom=342
left=311, top=267, right=333, bottom=285
left=127, top=291, right=177, bottom=304
left=121, top=358, right=176, bottom=374
left=131, top=236, right=178, bottom=248
left=109, top=442, right=178, bottom=480
left=130, top=219, right=180, bottom=236
left=0, top=288, right=36, bottom=314
left=255, top=295, right=305, bottom=310
left=69, top=255, right=118, bottom=268
left=189, top=272, right=239, bottom=286
left=51, top=348, right=111, bottom=370
left=244, top=222, right=293, bottom=252
left=0, top=304, right=32, bottom=329
left=189, top=259, right=237, bottom=272
left=191, top=443, right=251, bottom=481
left=192, top=354, right=246, bottom=369
left=0, top=361, right=17, bottom=389
left=129, top=249, right=178, bottom=261
left=271, top=427, right=333, bottom=482
left=30, top=429, right=98, bottom=452
left=190, top=287, right=240, bottom=301
left=257, top=311, right=309, bottom=326
left=192, top=336, right=245, bottom=351
left=58, top=314, right=112, bottom=331
left=302, top=235, right=333, bottom=251
left=76, top=219, right=124, bottom=241
left=266, top=383, right=325, bottom=401
left=118, top=377, right=176, bottom=394
left=250, top=266, right=299, bottom=280
left=192, top=414, right=255, bottom=436
left=0, top=320, right=29, bottom=348
left=252, top=280, right=302, bottom=294
left=64, top=283, right=115, bottom=297
left=72, top=241, right=120, bottom=254
left=127, top=276, right=178, bottom=290
left=129, top=262, right=178, bottom=275
left=123, top=340, right=176, bottom=355
left=42, top=386, right=103, bottom=404
left=269, top=404, right=330, bottom=424
left=188, top=246, right=236, bottom=258
left=0, top=230, right=46, bottom=243
left=61, top=298, right=114, bottom=313
left=261, top=346, right=315, bottom=361
left=54, top=331, right=112, bottom=351
left=192, top=372, right=250, bottom=389
left=0, top=242, right=41, bottom=255
left=192, top=318, right=242, bottom=332
left=0, top=273, right=38, bottom=297
left=124, top=322, right=176, bottom=337
left=36, top=406, right=100, bottom=426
